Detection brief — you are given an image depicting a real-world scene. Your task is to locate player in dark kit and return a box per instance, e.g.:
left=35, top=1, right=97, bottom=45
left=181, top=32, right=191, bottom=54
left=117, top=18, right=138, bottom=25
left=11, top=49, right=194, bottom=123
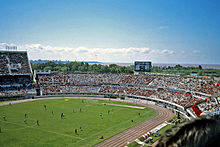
left=24, top=119, right=27, bottom=124
left=100, top=113, right=103, bottom=119
left=61, top=113, right=64, bottom=119
left=36, top=120, right=39, bottom=126
left=75, top=129, right=78, bottom=135
left=43, top=104, right=47, bottom=110
left=3, top=116, right=6, bottom=121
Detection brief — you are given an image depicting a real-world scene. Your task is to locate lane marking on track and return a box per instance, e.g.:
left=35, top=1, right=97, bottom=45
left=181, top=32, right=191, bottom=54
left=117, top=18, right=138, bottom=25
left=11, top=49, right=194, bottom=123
left=66, top=109, right=152, bottom=147
left=0, top=97, right=174, bottom=147
left=94, top=105, right=174, bottom=147
left=96, top=111, right=165, bottom=146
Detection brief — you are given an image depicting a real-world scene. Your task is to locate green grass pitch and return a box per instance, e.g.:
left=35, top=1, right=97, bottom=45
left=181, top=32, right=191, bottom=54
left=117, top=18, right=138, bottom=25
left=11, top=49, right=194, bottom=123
left=0, top=98, right=157, bottom=147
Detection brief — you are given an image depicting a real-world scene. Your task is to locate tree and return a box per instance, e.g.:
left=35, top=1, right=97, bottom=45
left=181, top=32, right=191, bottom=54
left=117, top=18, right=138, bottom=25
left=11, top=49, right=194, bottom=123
left=44, top=66, right=52, bottom=71
left=100, top=66, right=109, bottom=73
left=175, top=64, right=183, bottom=70
left=109, top=64, right=117, bottom=68
left=198, top=65, right=202, bottom=70
left=54, top=66, right=62, bottom=71
left=71, top=63, right=78, bottom=72
left=60, top=66, right=68, bottom=72
left=31, top=61, right=134, bottom=74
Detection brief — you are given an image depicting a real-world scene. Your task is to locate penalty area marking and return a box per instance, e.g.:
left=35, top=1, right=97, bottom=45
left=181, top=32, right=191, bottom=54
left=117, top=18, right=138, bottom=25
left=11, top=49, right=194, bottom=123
left=0, top=120, right=37, bottom=131
left=0, top=120, right=84, bottom=140
left=101, top=103, right=145, bottom=109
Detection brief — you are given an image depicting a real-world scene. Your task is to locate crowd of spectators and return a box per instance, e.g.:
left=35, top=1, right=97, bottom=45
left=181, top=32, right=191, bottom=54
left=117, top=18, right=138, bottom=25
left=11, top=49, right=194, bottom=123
left=0, top=89, right=36, bottom=97
left=38, top=73, right=220, bottom=95
left=8, top=52, right=31, bottom=74
left=118, top=74, right=155, bottom=85
left=197, top=81, right=220, bottom=95
left=38, top=73, right=119, bottom=84
left=149, top=75, right=203, bottom=91
left=187, top=100, right=220, bottom=118
left=38, top=73, right=155, bottom=85
left=41, top=84, right=101, bottom=95
left=0, top=76, right=32, bottom=86
left=149, top=89, right=204, bottom=107
left=38, top=73, right=219, bottom=108
left=1, top=51, right=216, bottom=112
left=0, top=51, right=31, bottom=75
left=0, top=53, right=9, bottom=74
left=198, top=101, right=220, bottom=112
left=0, top=76, right=35, bottom=97
left=0, top=51, right=34, bottom=97
left=149, top=75, right=220, bottom=95
left=98, top=85, right=155, bottom=97
left=38, top=73, right=157, bottom=96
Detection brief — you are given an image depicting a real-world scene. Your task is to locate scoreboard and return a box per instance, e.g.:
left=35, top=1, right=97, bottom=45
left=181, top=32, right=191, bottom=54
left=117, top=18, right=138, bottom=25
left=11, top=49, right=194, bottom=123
left=134, top=61, right=152, bottom=72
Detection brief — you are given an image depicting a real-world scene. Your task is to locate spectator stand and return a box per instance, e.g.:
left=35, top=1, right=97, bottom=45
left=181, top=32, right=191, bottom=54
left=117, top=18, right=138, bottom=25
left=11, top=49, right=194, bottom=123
left=211, top=92, right=220, bottom=105
left=0, top=51, right=36, bottom=100
left=36, top=72, right=218, bottom=118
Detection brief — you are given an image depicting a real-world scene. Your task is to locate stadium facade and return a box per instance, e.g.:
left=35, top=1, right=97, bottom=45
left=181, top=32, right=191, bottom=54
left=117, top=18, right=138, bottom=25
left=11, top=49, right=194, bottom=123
left=0, top=50, right=219, bottom=119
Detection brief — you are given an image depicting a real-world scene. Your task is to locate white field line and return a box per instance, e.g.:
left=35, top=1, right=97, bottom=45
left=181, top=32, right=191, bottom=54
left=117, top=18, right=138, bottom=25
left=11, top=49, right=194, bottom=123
left=0, top=121, right=36, bottom=131
left=0, top=120, right=84, bottom=140
left=66, top=110, right=149, bottom=147
left=0, top=97, right=150, bottom=146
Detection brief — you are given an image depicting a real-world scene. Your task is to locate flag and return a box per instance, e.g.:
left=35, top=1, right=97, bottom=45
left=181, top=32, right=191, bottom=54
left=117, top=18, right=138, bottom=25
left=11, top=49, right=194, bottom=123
left=206, top=97, right=210, bottom=101
left=192, top=104, right=202, bottom=117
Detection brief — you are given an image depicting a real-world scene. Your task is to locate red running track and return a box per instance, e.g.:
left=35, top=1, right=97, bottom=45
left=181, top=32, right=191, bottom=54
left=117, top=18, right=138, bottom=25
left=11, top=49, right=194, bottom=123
left=94, top=101, right=175, bottom=147
left=0, top=97, right=175, bottom=147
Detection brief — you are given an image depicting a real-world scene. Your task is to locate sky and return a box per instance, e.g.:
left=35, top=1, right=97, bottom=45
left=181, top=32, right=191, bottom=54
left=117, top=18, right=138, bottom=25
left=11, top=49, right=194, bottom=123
left=0, top=0, right=219, bottom=64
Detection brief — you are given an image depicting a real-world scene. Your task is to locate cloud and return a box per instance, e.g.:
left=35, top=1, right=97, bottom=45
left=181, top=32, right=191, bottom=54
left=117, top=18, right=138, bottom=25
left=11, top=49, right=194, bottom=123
left=192, top=50, right=200, bottom=53
left=0, top=42, right=176, bottom=62
left=77, top=49, right=88, bottom=53
left=161, top=49, right=174, bottom=54
left=159, top=26, right=169, bottom=29
left=0, top=42, right=17, bottom=49
left=150, top=49, right=174, bottom=55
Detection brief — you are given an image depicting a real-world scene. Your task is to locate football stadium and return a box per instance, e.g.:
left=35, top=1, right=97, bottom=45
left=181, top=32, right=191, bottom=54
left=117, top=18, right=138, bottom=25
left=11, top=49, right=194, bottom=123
left=0, top=50, right=219, bottom=147
left=1, top=1, right=220, bottom=146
